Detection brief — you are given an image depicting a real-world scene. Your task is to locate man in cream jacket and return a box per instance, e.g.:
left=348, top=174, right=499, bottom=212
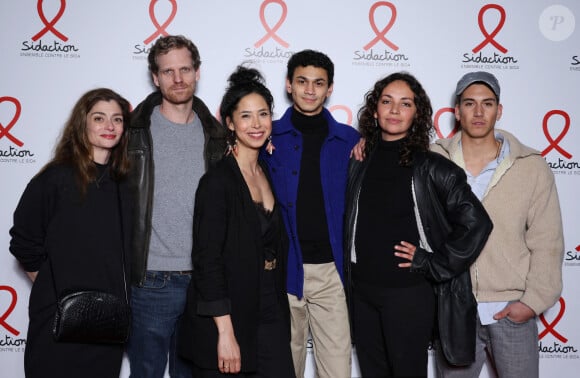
left=431, top=71, right=564, bottom=378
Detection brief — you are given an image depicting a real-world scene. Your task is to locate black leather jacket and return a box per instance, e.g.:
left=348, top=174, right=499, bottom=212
left=127, top=91, right=226, bottom=286
left=344, top=148, right=492, bottom=366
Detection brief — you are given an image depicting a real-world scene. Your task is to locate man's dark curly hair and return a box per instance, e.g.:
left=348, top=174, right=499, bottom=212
left=286, top=49, right=334, bottom=85
left=357, top=72, right=433, bottom=166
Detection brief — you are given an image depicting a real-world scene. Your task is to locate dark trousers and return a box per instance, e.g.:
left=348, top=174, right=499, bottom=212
left=353, top=280, right=436, bottom=378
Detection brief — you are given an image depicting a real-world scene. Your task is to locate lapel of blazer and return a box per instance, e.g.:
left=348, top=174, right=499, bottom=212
left=225, top=156, right=263, bottom=266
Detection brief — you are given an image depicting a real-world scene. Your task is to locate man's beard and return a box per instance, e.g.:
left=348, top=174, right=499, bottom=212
left=162, top=85, right=194, bottom=105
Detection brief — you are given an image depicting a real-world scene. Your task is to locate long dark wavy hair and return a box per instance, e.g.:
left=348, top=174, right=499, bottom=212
left=42, top=88, right=131, bottom=195
left=357, top=72, right=433, bottom=166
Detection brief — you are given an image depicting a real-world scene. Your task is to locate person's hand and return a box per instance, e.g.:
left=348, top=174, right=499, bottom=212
left=493, top=301, right=536, bottom=323
left=394, top=241, right=417, bottom=268
left=217, top=332, right=241, bottom=374
left=350, top=138, right=366, bottom=161
left=215, top=315, right=241, bottom=374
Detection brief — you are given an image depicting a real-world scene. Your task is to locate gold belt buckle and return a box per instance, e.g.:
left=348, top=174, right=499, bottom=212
left=264, top=259, right=277, bottom=270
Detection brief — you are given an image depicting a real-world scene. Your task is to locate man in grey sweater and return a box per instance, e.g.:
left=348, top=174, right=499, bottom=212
left=126, top=35, right=225, bottom=378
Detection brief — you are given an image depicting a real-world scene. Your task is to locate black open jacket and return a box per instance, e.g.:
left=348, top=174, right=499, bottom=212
left=344, top=147, right=493, bottom=366
left=178, top=156, right=290, bottom=371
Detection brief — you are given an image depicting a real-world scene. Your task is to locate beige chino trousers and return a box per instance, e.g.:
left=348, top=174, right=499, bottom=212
left=288, top=262, right=352, bottom=378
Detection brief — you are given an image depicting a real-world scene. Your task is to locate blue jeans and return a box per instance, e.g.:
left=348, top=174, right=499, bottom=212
left=127, top=271, right=193, bottom=378
left=435, top=314, right=539, bottom=378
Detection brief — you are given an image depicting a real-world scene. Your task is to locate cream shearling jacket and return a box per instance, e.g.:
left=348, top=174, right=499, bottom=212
left=431, top=129, right=564, bottom=315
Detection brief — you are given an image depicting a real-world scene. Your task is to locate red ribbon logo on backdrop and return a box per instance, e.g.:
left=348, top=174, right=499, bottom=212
left=541, top=110, right=572, bottom=159
left=0, top=97, right=24, bottom=147
left=0, top=286, right=20, bottom=336
left=329, top=105, right=353, bottom=126
left=539, top=297, right=567, bottom=343
left=143, top=0, right=177, bottom=45
left=363, top=2, right=398, bottom=51
left=433, top=108, right=459, bottom=139
left=472, top=4, right=507, bottom=54
left=31, top=0, right=69, bottom=42
left=254, top=0, right=289, bottom=48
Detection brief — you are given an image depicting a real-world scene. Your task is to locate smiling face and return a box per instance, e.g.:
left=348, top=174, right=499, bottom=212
left=286, top=65, right=333, bottom=116
left=227, top=92, right=272, bottom=153
left=374, top=80, right=417, bottom=141
left=152, top=47, right=200, bottom=106
left=86, top=100, right=124, bottom=164
left=455, top=83, right=502, bottom=141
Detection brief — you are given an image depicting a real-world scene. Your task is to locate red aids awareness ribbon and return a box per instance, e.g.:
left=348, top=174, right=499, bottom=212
left=472, top=4, right=507, bottom=54
left=329, top=105, right=353, bottom=126
left=31, top=0, right=68, bottom=42
left=539, top=297, right=567, bottom=343
left=0, top=97, right=24, bottom=147
left=433, top=108, right=459, bottom=139
left=363, top=2, right=398, bottom=51
left=254, top=0, right=289, bottom=48
left=0, top=286, right=20, bottom=336
left=541, top=110, right=572, bottom=159
left=144, top=0, right=177, bottom=45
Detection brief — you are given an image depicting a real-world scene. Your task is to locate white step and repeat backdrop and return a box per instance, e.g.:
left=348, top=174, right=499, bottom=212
left=1, top=1, right=579, bottom=377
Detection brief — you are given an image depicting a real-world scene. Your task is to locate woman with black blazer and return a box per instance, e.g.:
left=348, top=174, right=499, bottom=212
left=179, top=66, right=295, bottom=377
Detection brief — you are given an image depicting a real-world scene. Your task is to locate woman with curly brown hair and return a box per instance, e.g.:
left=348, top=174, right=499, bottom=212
left=10, top=88, right=133, bottom=378
left=344, top=72, right=493, bottom=377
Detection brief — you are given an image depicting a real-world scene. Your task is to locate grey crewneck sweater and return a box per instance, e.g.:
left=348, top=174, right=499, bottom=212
left=147, top=105, right=205, bottom=271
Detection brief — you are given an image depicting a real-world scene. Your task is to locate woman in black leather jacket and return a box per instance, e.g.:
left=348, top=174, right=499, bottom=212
left=344, top=72, right=492, bottom=377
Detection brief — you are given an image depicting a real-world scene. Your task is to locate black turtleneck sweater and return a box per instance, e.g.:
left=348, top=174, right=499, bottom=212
left=292, top=110, right=333, bottom=264
left=353, top=138, right=426, bottom=287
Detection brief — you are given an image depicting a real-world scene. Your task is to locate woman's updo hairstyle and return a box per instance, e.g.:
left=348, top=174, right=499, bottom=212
left=219, top=65, right=274, bottom=132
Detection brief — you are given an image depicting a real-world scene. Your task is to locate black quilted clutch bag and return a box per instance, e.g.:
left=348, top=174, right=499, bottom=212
left=53, top=290, right=131, bottom=344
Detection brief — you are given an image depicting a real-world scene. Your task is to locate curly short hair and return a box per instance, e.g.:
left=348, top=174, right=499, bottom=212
left=286, top=49, right=334, bottom=85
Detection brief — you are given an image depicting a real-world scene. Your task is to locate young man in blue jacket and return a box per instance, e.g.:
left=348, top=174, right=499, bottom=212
left=261, top=49, right=360, bottom=377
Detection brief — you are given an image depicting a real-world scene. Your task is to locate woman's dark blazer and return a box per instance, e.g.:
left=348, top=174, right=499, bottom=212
left=178, top=155, right=290, bottom=371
